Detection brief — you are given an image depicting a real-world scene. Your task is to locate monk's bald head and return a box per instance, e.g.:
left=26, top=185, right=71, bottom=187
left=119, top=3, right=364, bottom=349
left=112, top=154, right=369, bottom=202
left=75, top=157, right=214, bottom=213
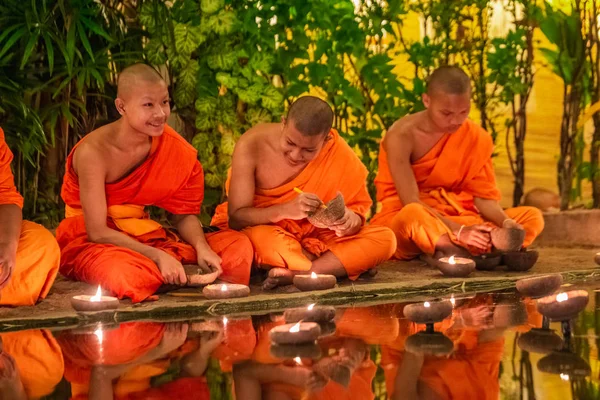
left=426, top=66, right=471, bottom=96
left=117, top=64, right=166, bottom=100
left=285, top=96, right=334, bottom=136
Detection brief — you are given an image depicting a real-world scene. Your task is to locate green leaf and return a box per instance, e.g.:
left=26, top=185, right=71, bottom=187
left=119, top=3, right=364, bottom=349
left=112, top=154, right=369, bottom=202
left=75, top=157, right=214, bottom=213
left=145, top=39, right=167, bottom=65
left=0, top=26, right=27, bottom=61
left=245, top=107, right=273, bottom=126
left=20, top=30, right=40, bottom=70
left=42, top=33, right=54, bottom=75
left=201, top=0, right=224, bottom=15
left=196, top=113, right=216, bottom=130
left=195, top=96, right=218, bottom=115
left=220, top=132, right=236, bottom=156
left=205, top=172, right=222, bottom=188
left=174, top=60, right=199, bottom=108
left=211, top=10, right=238, bottom=35
left=174, top=22, right=206, bottom=56
left=215, top=72, right=238, bottom=88
left=77, top=21, right=95, bottom=61
left=249, top=52, right=274, bottom=73
left=192, top=132, right=211, bottom=151
left=207, top=49, right=238, bottom=71
left=80, top=16, right=113, bottom=42
left=261, top=86, right=284, bottom=112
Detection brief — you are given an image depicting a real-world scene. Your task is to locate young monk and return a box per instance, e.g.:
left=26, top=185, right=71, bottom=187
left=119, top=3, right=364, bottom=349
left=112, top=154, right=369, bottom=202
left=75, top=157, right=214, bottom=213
left=371, top=66, right=544, bottom=261
left=211, top=96, right=396, bottom=289
left=0, top=127, right=60, bottom=306
left=56, top=64, right=253, bottom=303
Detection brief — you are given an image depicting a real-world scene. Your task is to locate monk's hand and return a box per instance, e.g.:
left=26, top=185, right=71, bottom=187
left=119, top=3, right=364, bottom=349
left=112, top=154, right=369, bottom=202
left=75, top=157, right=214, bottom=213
left=197, top=247, right=222, bottom=276
left=155, top=250, right=187, bottom=286
left=286, top=192, right=324, bottom=220
left=157, top=322, right=189, bottom=355
left=457, top=224, right=492, bottom=251
left=502, top=218, right=524, bottom=230
left=0, top=243, right=16, bottom=290
left=329, top=208, right=362, bottom=237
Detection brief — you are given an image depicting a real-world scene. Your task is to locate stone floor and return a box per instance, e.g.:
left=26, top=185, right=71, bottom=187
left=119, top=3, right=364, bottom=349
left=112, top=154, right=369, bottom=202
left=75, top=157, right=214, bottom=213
left=0, top=247, right=598, bottom=332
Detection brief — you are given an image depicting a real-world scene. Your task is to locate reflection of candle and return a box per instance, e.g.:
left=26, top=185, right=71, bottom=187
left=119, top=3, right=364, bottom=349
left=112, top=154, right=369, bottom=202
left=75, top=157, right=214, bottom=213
left=560, top=373, right=569, bottom=381
left=294, top=357, right=302, bottom=365
left=223, top=317, right=228, bottom=326
left=91, top=286, right=102, bottom=302
left=449, top=256, right=456, bottom=264
left=308, top=303, right=315, bottom=311
left=450, top=295, right=456, bottom=306
left=290, top=322, right=301, bottom=333
left=556, top=292, right=568, bottom=302
left=424, top=301, right=431, bottom=308
left=221, top=285, right=228, bottom=292
left=311, top=272, right=317, bottom=279
left=94, top=328, right=103, bottom=343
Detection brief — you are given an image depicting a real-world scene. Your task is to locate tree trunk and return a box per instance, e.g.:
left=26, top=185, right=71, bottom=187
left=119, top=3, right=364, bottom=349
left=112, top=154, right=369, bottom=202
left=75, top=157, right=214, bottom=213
left=558, top=86, right=582, bottom=210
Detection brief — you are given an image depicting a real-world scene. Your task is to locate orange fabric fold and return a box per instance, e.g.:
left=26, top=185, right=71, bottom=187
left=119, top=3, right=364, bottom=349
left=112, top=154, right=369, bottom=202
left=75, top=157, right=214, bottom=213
left=56, top=125, right=252, bottom=302
left=212, top=129, right=396, bottom=278
left=212, top=318, right=257, bottom=372
left=372, top=120, right=544, bottom=259
left=0, top=128, right=24, bottom=208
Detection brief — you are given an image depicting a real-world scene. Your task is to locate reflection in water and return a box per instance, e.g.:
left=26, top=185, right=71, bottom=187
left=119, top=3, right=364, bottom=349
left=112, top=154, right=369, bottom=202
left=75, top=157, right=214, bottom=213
left=1, top=289, right=600, bottom=399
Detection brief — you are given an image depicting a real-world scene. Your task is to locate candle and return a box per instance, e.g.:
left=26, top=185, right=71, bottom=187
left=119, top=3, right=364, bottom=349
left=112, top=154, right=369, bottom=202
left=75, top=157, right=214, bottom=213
left=284, top=304, right=336, bottom=323
left=537, top=290, right=589, bottom=321
left=270, top=322, right=321, bottom=345
left=294, top=357, right=302, bottom=365
left=270, top=342, right=322, bottom=360
left=436, top=256, right=476, bottom=277
left=516, top=274, right=563, bottom=299
left=404, top=300, right=453, bottom=325
left=293, top=273, right=336, bottom=291
left=502, top=249, right=539, bottom=272
left=71, top=286, right=119, bottom=312
left=202, top=283, right=250, bottom=299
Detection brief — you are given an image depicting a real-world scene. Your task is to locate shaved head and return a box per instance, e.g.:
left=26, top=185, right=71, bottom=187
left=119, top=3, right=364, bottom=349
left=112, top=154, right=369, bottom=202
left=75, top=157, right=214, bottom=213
left=426, top=66, right=471, bottom=95
left=286, top=96, right=334, bottom=136
left=117, top=63, right=166, bottom=99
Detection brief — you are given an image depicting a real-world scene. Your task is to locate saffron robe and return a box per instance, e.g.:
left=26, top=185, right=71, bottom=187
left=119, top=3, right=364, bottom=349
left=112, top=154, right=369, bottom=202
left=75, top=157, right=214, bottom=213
left=56, top=125, right=253, bottom=302
left=212, top=129, right=396, bottom=279
left=0, top=127, right=60, bottom=306
left=371, top=119, right=544, bottom=259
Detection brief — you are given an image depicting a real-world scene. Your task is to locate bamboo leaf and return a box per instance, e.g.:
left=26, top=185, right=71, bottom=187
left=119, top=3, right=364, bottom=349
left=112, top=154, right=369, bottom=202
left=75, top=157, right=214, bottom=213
left=20, top=30, right=40, bottom=70
left=77, top=21, right=95, bottom=61
left=0, top=26, right=27, bottom=61
left=42, top=33, right=54, bottom=75
left=80, top=15, right=113, bottom=41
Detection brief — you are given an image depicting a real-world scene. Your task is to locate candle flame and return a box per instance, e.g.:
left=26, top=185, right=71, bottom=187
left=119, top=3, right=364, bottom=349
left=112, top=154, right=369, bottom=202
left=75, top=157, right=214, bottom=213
left=223, top=317, right=228, bottom=326
left=294, top=357, right=302, bottom=365
left=448, top=256, right=456, bottom=265
left=94, top=328, right=103, bottom=344
left=90, top=286, right=102, bottom=302
left=450, top=295, right=456, bottom=306
left=289, top=322, right=301, bottom=333
left=560, top=373, right=569, bottom=381
left=424, top=301, right=431, bottom=308
left=556, top=292, right=569, bottom=303
left=311, top=272, right=317, bottom=279
left=308, top=303, right=315, bottom=311
left=221, top=285, right=228, bottom=292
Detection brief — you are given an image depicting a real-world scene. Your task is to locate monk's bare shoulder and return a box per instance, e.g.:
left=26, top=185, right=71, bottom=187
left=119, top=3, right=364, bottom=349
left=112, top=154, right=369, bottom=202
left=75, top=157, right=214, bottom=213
left=72, top=124, right=114, bottom=175
left=235, top=123, right=279, bottom=159
left=383, top=113, right=422, bottom=155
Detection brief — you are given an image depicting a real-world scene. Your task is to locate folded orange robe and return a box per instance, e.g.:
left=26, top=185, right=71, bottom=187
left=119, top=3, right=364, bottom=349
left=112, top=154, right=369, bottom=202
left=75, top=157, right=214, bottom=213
left=0, top=127, right=60, bottom=306
left=56, top=125, right=253, bottom=302
left=372, top=120, right=544, bottom=259
left=1, top=329, right=64, bottom=399
left=212, top=129, right=396, bottom=278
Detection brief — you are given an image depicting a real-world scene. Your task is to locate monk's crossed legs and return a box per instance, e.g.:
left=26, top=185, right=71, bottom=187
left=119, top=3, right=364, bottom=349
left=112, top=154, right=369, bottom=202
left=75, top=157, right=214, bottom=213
left=389, top=203, right=545, bottom=260
left=242, top=224, right=397, bottom=288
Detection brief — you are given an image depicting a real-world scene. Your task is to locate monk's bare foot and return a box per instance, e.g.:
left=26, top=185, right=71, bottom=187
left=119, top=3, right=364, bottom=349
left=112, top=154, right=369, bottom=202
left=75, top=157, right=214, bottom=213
left=262, top=268, right=295, bottom=290
left=359, top=268, right=378, bottom=279
left=420, top=254, right=440, bottom=268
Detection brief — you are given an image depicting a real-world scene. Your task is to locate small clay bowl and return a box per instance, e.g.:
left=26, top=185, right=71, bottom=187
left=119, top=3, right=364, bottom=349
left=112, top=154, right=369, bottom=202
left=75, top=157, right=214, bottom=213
left=403, top=300, right=453, bottom=324
left=307, top=193, right=346, bottom=228
left=536, top=290, right=589, bottom=321
left=293, top=274, right=336, bottom=291
left=595, top=252, right=600, bottom=266
left=184, top=264, right=219, bottom=287
left=317, top=321, right=337, bottom=337
left=270, top=343, right=322, bottom=360
left=313, top=358, right=351, bottom=388
left=202, top=284, right=250, bottom=300
left=437, top=257, right=476, bottom=277
left=284, top=306, right=336, bottom=323
left=517, top=329, right=563, bottom=354
left=503, top=250, right=539, bottom=272
left=71, top=295, right=119, bottom=312
left=491, top=228, right=526, bottom=252
left=473, top=254, right=502, bottom=271
left=269, top=322, right=321, bottom=345
left=492, top=301, right=528, bottom=328
left=516, top=274, right=563, bottom=298
left=405, top=332, right=454, bottom=356
left=537, top=351, right=591, bottom=378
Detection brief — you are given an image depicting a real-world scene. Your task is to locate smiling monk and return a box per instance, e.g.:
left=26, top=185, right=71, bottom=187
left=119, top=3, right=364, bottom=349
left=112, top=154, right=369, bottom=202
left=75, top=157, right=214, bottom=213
left=371, top=66, right=544, bottom=261
left=56, top=64, right=253, bottom=302
left=212, top=96, right=396, bottom=289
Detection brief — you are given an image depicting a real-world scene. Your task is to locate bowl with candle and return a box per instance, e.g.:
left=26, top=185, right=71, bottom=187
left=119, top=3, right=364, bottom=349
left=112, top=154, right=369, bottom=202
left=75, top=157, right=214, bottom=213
left=71, top=286, right=120, bottom=312
left=517, top=328, right=563, bottom=354
left=202, top=283, right=250, bottom=300
left=503, top=250, right=539, bottom=272
left=491, top=227, right=526, bottom=252
left=270, top=322, right=321, bottom=345
left=293, top=272, right=337, bottom=291
left=403, top=300, right=453, bottom=325
left=436, top=256, right=476, bottom=277
left=405, top=332, right=454, bottom=356
left=537, top=351, right=591, bottom=379
left=516, top=274, right=563, bottom=298
left=184, top=264, right=219, bottom=287
left=307, top=192, right=346, bottom=228
left=284, top=304, right=336, bottom=323
left=537, top=290, right=589, bottom=321
left=270, top=343, right=322, bottom=360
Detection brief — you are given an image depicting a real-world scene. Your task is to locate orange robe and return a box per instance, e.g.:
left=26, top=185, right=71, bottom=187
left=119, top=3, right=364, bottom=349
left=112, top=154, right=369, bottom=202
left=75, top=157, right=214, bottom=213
left=371, top=119, right=544, bottom=259
left=212, top=129, right=396, bottom=279
left=56, top=125, right=253, bottom=302
left=0, top=127, right=60, bottom=306
left=1, top=329, right=65, bottom=399
left=212, top=318, right=257, bottom=372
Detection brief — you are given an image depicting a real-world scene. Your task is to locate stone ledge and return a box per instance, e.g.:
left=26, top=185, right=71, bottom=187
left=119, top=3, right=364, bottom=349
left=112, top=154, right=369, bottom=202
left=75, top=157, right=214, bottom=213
left=537, top=210, right=600, bottom=247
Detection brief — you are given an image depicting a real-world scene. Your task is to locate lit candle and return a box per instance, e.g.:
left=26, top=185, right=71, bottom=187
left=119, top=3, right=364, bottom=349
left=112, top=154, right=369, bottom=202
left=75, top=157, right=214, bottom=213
left=404, top=300, right=453, bottom=325
left=311, top=272, right=318, bottom=279
left=294, top=357, right=302, bottom=365
left=424, top=301, right=431, bottom=308
left=308, top=303, right=315, bottom=311
left=71, top=286, right=119, bottom=312
left=91, top=286, right=102, bottom=302
left=270, top=322, right=321, bottom=345
left=560, top=373, right=569, bottom=381
left=449, top=256, right=456, bottom=264
left=436, top=256, right=475, bottom=277
left=537, top=290, right=589, bottom=321
left=556, top=292, right=568, bottom=302
left=221, top=285, right=228, bottom=292
left=203, top=283, right=250, bottom=299
left=223, top=316, right=228, bottom=326
left=293, top=273, right=336, bottom=291
left=289, top=322, right=301, bottom=333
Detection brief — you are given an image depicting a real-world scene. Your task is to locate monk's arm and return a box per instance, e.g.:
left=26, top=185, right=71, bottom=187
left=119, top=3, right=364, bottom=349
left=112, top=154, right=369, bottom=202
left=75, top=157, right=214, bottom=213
left=0, top=205, right=22, bottom=280
left=384, top=130, right=461, bottom=234
left=474, top=198, right=516, bottom=228
left=170, top=214, right=221, bottom=271
left=392, top=352, right=424, bottom=400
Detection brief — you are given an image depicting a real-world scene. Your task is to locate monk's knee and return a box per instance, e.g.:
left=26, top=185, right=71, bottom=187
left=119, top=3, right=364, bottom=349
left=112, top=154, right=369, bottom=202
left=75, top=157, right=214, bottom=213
left=229, top=231, right=254, bottom=265
left=18, top=221, right=60, bottom=268
left=390, top=203, right=430, bottom=235
left=367, top=226, right=397, bottom=260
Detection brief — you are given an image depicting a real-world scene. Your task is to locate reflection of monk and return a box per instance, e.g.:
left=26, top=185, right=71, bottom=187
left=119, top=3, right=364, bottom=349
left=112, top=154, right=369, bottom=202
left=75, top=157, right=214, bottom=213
left=56, top=64, right=252, bottom=303
left=371, top=66, right=544, bottom=260
left=212, top=96, right=396, bottom=289
left=0, top=127, right=60, bottom=306
left=0, top=329, right=64, bottom=400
